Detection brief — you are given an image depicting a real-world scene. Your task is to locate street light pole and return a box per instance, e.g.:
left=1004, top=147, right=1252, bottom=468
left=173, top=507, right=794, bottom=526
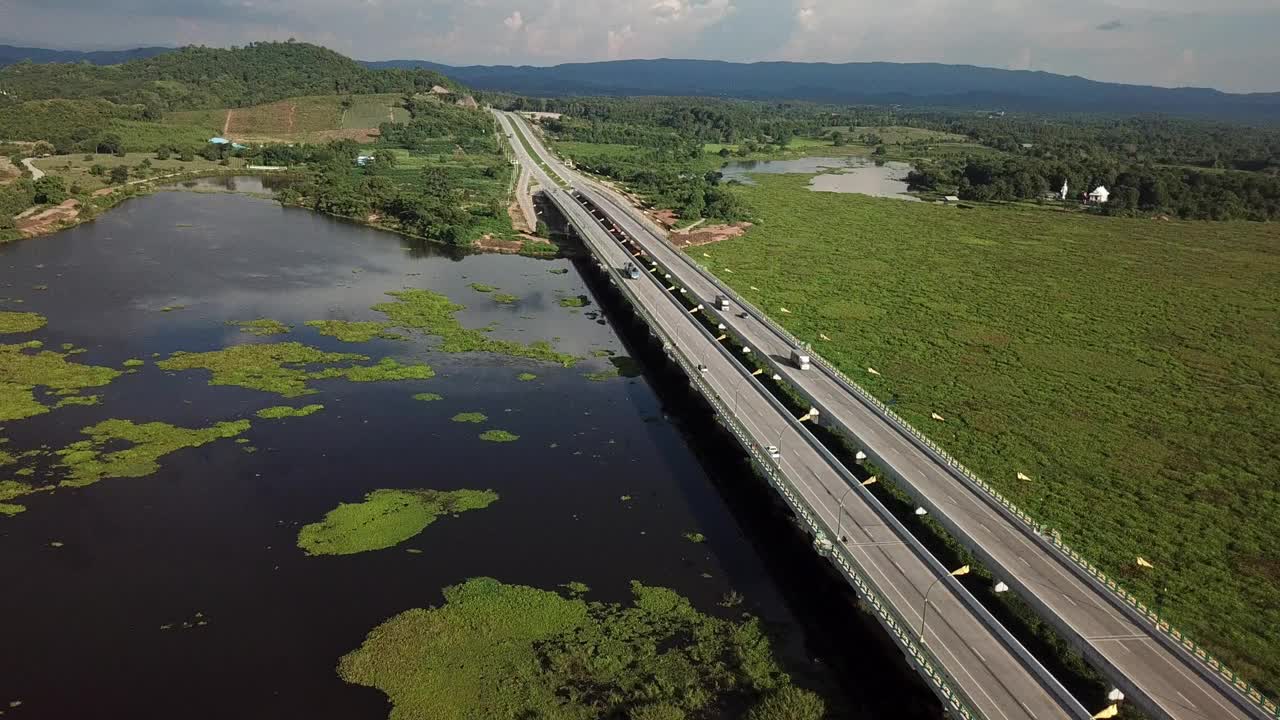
left=918, top=565, right=970, bottom=642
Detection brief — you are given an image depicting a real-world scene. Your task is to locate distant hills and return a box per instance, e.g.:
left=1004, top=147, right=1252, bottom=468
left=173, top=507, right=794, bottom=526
left=3, top=43, right=1278, bottom=122
left=366, top=58, right=1280, bottom=122
left=0, top=44, right=172, bottom=66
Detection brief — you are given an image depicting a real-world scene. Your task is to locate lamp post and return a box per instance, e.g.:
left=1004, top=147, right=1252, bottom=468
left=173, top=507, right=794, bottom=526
left=918, top=565, right=970, bottom=642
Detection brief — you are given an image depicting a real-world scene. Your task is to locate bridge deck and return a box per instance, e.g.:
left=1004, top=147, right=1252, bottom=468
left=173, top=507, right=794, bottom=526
left=496, top=110, right=1086, bottom=720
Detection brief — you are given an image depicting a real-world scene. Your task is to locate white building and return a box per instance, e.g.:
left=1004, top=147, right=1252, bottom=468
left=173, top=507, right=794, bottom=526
left=1088, top=186, right=1110, bottom=204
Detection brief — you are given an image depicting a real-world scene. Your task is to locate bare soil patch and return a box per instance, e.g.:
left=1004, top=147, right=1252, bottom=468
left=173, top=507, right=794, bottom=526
left=16, top=199, right=80, bottom=237
left=473, top=235, right=525, bottom=254
left=0, top=157, right=20, bottom=185
left=670, top=222, right=753, bottom=249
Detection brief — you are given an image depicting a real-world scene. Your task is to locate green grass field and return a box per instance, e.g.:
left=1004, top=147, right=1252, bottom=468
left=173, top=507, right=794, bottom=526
left=163, top=94, right=408, bottom=141
left=702, top=174, right=1280, bottom=692
left=33, top=153, right=246, bottom=191
left=342, top=96, right=409, bottom=129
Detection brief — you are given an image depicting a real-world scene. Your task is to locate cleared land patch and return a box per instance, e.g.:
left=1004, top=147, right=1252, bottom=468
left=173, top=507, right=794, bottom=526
left=704, top=173, right=1280, bottom=690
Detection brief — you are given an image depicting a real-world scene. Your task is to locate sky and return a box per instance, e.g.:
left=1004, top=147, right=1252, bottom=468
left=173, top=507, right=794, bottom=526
left=1, top=0, right=1278, bottom=92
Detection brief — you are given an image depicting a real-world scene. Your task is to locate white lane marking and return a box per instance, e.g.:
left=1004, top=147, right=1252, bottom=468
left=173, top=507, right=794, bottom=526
left=1175, top=690, right=1199, bottom=710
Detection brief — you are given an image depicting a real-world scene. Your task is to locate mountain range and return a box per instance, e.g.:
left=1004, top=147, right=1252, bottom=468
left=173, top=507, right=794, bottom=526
left=3, top=44, right=1278, bottom=121
left=367, top=58, right=1280, bottom=121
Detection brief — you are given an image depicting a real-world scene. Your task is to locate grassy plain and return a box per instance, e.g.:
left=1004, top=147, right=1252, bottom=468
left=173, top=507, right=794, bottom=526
left=702, top=174, right=1280, bottom=691
left=32, top=153, right=247, bottom=192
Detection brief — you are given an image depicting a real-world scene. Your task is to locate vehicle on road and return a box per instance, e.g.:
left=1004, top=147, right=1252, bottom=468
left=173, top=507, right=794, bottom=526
left=791, top=350, right=811, bottom=370
left=624, top=261, right=642, bottom=279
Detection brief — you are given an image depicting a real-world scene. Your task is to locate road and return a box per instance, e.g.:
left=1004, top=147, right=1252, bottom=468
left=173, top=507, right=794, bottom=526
left=500, top=111, right=1266, bottom=720
left=495, top=109, right=1087, bottom=720
left=21, top=158, right=44, bottom=180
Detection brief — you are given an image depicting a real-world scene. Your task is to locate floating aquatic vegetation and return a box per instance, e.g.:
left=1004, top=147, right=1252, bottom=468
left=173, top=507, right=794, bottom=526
left=337, top=578, right=822, bottom=720
left=256, top=404, right=324, bottom=419
left=157, top=342, right=430, bottom=397
left=122, top=359, right=145, bottom=368
left=298, top=488, right=498, bottom=556
left=305, top=320, right=404, bottom=343
left=372, top=290, right=578, bottom=367
left=517, top=373, right=537, bottom=382
left=229, top=319, right=291, bottom=336
left=54, top=394, right=101, bottom=409
left=493, top=293, right=518, bottom=305
left=468, top=283, right=498, bottom=293
left=451, top=412, right=487, bottom=424
left=412, top=393, right=443, bottom=402
left=0, top=312, right=47, bottom=334
left=58, top=418, right=251, bottom=488
left=479, top=430, right=519, bottom=443
left=558, top=295, right=589, bottom=308
left=0, top=341, right=121, bottom=421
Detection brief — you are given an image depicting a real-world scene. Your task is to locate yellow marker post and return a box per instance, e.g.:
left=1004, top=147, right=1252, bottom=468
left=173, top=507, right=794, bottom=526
left=1137, top=557, right=1155, bottom=569
left=1092, top=705, right=1119, bottom=719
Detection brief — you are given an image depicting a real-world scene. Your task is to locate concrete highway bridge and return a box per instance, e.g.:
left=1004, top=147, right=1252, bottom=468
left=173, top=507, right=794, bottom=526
left=493, top=109, right=1276, bottom=720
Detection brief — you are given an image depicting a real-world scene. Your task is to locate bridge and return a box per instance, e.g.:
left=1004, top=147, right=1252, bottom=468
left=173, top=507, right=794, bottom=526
left=494, top=109, right=1275, bottom=720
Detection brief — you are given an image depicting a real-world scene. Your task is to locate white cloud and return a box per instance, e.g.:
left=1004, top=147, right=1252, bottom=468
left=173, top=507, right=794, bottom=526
left=503, top=10, right=524, bottom=30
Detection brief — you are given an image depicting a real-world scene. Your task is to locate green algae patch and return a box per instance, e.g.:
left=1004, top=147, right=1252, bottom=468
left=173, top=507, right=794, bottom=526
left=493, top=293, right=519, bottom=305
left=469, top=283, right=498, bottom=293
left=558, top=295, right=589, bottom=308
left=452, top=412, right=487, bottom=424
left=256, top=404, right=324, bottom=420
left=337, top=578, right=821, bottom=720
left=298, top=488, right=498, bottom=556
left=0, top=342, right=122, bottom=421
left=54, top=394, right=101, bottom=409
left=372, top=290, right=578, bottom=367
left=413, top=392, right=443, bottom=402
left=549, top=267, right=570, bottom=275
left=305, top=320, right=404, bottom=343
left=338, top=358, right=435, bottom=383
left=157, top=342, right=364, bottom=397
left=583, top=368, right=620, bottom=382
left=230, top=319, right=291, bottom=336
left=122, top=359, right=145, bottom=368
left=479, top=430, right=519, bottom=443
left=517, top=373, right=537, bottom=382
left=0, top=312, right=47, bottom=334
left=0, top=502, right=25, bottom=516
left=57, top=418, right=251, bottom=489
left=684, top=532, right=707, bottom=544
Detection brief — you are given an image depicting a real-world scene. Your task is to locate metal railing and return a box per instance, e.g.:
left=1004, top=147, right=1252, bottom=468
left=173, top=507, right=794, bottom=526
left=572, top=177, right=1279, bottom=720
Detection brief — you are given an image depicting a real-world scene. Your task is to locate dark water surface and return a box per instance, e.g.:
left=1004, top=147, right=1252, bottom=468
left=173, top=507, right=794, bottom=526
left=1, top=182, right=929, bottom=718
left=721, top=157, right=919, bottom=201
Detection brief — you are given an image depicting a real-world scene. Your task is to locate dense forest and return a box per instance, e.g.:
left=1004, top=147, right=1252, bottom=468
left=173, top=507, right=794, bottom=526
left=498, top=95, right=1280, bottom=221
left=0, top=42, right=458, bottom=113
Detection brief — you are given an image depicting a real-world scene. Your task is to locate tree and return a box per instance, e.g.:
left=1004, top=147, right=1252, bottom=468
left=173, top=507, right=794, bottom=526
left=109, top=165, right=129, bottom=184
left=88, top=164, right=107, bottom=176
left=96, top=133, right=123, bottom=155
left=873, top=144, right=888, bottom=157
left=32, top=176, right=67, bottom=204
left=831, top=130, right=846, bottom=147
left=155, top=147, right=171, bottom=160
left=745, top=686, right=825, bottom=720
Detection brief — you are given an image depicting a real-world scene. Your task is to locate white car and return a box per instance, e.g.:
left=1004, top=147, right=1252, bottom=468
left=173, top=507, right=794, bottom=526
left=766, top=445, right=781, bottom=460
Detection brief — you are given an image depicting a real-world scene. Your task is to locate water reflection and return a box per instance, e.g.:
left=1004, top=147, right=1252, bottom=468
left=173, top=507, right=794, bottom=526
left=720, top=156, right=919, bottom=201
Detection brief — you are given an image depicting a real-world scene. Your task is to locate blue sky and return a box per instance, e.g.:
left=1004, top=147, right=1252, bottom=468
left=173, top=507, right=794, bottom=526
left=2, top=0, right=1278, bottom=92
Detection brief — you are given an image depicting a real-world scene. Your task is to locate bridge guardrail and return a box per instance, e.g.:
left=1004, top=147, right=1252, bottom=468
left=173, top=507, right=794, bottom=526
left=570, top=175, right=1279, bottom=720
left=554, top=189, right=991, bottom=720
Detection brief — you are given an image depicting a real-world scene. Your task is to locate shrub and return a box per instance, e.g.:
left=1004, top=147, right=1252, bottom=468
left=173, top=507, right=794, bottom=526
left=745, top=686, right=826, bottom=720
left=109, top=166, right=129, bottom=184
left=32, top=176, right=67, bottom=204
left=155, top=147, right=170, bottom=160
left=88, top=164, right=107, bottom=176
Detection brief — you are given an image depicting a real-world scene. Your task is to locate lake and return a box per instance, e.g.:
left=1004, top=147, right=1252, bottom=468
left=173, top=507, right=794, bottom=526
left=721, top=156, right=920, bottom=201
left=0, top=180, right=935, bottom=718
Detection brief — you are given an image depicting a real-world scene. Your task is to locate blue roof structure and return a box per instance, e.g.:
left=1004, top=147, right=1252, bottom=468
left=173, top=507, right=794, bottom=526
left=208, top=137, right=230, bottom=144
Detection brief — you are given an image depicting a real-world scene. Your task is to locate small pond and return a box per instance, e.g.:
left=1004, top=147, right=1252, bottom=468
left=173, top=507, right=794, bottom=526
left=720, top=156, right=919, bottom=201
